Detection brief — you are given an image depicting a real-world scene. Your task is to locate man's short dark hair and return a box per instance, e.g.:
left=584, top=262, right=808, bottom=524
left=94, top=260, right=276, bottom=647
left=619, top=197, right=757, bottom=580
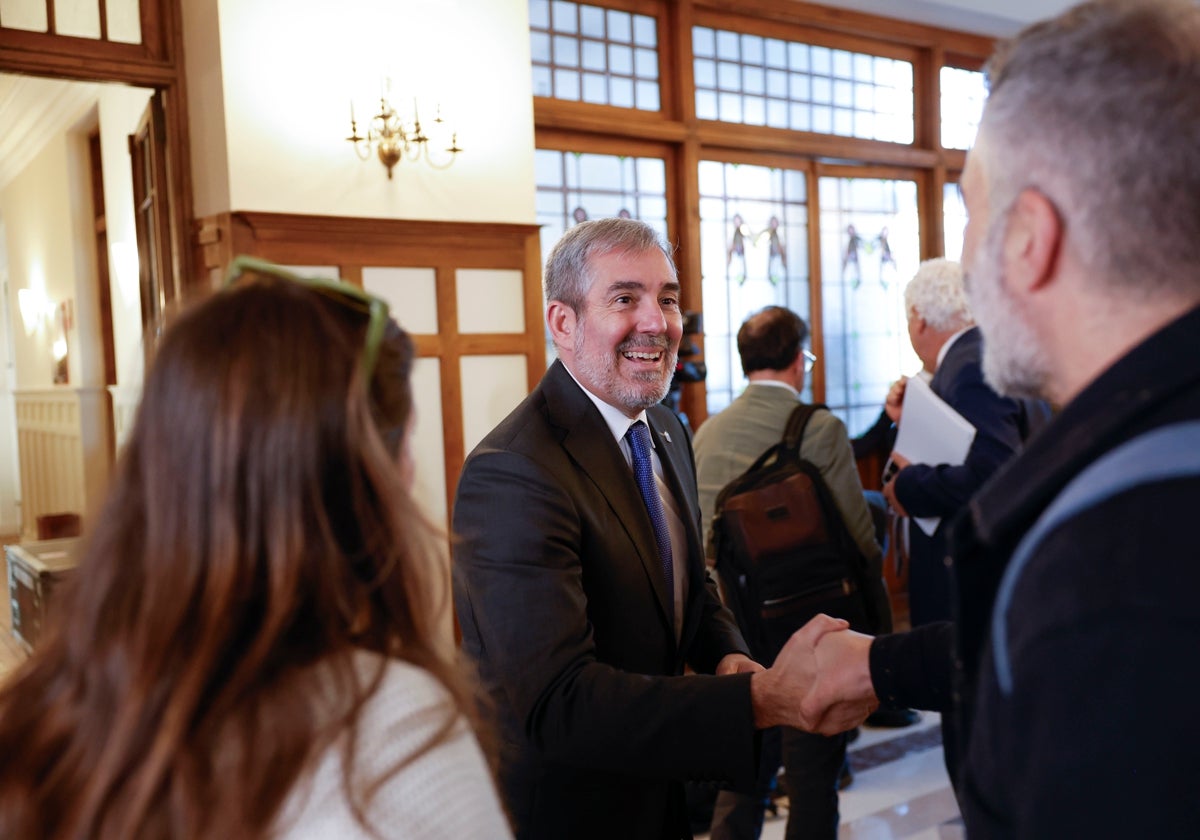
left=736, top=306, right=809, bottom=376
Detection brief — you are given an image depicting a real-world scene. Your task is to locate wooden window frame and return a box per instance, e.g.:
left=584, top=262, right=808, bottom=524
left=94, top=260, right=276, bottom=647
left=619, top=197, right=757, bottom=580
left=532, top=0, right=994, bottom=425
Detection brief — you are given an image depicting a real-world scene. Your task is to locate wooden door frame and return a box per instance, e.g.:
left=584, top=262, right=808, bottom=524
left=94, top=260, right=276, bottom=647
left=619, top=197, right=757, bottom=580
left=1, top=0, right=197, bottom=304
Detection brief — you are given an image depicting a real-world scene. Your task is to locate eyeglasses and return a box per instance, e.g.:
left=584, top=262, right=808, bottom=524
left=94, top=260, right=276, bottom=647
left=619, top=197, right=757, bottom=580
left=802, top=348, right=817, bottom=373
left=224, top=255, right=390, bottom=382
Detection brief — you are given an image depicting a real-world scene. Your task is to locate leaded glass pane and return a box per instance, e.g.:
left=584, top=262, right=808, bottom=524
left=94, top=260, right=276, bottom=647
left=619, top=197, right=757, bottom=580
left=745, top=66, right=766, bottom=96
left=531, top=0, right=661, bottom=111
left=531, top=31, right=552, bottom=63
left=636, top=48, right=658, bottom=79
left=636, top=81, right=660, bottom=111
left=718, top=61, right=740, bottom=89
left=854, top=53, right=874, bottom=81
left=744, top=96, right=767, bottom=125
left=580, top=4, right=604, bottom=36
left=833, top=50, right=853, bottom=78
left=554, top=68, right=581, bottom=100
left=533, top=67, right=553, bottom=97
left=742, top=34, right=764, bottom=65
left=581, top=39, right=606, bottom=71
left=699, top=162, right=811, bottom=414
left=554, top=35, right=579, bottom=67
left=766, top=39, right=787, bottom=68
left=610, top=43, right=633, bottom=75
left=766, top=69, right=787, bottom=98
left=583, top=73, right=607, bottom=103
left=941, top=66, right=987, bottom=150
left=717, top=29, right=740, bottom=60
left=607, top=9, right=631, bottom=41
left=633, top=15, right=656, bottom=47
left=611, top=76, right=634, bottom=108
left=552, top=1, right=577, bottom=33
left=819, top=176, right=921, bottom=436
left=719, top=92, right=743, bottom=123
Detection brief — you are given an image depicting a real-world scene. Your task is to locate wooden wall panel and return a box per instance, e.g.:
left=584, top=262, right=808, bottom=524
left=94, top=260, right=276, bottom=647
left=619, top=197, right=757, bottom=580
left=193, top=212, right=544, bottom=519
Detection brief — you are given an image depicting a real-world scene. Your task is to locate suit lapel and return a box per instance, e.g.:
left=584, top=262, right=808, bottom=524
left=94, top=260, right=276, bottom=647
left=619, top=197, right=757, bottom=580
left=543, top=363, right=677, bottom=632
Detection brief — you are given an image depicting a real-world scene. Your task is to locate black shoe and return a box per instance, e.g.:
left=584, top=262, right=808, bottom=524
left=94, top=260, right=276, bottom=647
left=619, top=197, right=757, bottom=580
left=865, top=707, right=921, bottom=728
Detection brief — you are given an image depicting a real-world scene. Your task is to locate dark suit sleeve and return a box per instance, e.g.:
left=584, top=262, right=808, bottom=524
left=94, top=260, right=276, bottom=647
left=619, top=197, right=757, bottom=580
left=869, top=621, right=954, bottom=712
left=894, top=377, right=1025, bottom=519
left=453, top=446, right=758, bottom=783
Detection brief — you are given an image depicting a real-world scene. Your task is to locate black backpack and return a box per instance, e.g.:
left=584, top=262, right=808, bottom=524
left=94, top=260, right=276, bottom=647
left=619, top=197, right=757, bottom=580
left=710, top=403, right=884, bottom=661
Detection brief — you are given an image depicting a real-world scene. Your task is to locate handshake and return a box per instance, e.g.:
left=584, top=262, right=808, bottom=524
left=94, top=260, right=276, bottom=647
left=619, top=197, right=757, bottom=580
left=748, top=615, right=878, bottom=735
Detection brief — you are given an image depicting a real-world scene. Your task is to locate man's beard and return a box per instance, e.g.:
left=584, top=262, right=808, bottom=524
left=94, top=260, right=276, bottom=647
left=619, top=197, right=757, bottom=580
left=574, top=321, right=677, bottom=413
left=966, top=216, right=1051, bottom=401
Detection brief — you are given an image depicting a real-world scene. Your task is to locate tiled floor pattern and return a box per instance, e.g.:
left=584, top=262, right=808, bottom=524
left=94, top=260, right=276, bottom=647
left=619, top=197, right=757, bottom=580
left=757, top=713, right=960, bottom=840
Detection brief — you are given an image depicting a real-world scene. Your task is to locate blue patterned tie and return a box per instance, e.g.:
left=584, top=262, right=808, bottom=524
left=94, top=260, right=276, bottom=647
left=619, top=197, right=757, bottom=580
left=626, top=420, right=674, bottom=621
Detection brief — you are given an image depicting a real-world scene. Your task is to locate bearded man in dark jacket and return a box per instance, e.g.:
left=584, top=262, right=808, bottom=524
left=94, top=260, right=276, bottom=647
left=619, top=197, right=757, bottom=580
left=793, top=2, right=1200, bottom=837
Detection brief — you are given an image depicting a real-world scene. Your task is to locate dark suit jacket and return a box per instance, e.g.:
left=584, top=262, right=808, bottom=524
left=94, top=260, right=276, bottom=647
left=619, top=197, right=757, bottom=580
left=453, top=360, right=757, bottom=840
left=894, top=327, right=1028, bottom=626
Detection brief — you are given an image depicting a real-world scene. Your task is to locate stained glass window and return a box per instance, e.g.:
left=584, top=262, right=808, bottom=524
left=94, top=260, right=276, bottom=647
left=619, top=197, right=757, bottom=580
left=530, top=0, right=661, bottom=110
left=940, top=66, right=986, bottom=150
left=819, top=176, right=921, bottom=436
left=698, top=161, right=810, bottom=414
left=693, top=26, right=914, bottom=144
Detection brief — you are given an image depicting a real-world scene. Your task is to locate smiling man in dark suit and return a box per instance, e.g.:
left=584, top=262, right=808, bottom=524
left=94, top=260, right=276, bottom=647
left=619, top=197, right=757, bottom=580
left=452, top=218, right=870, bottom=840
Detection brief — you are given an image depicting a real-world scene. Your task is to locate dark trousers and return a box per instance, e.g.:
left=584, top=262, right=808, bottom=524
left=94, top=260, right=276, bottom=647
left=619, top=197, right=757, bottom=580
left=709, top=726, right=845, bottom=840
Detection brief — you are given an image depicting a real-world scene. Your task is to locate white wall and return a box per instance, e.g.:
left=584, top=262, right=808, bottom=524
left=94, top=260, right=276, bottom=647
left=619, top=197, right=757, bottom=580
left=181, top=0, right=232, bottom=218
left=1, top=134, right=81, bottom=389
left=211, top=0, right=536, bottom=223
left=0, top=228, right=19, bottom=535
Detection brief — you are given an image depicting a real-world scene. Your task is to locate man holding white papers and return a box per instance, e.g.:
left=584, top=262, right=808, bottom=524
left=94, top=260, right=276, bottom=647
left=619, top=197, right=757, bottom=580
left=881, top=260, right=1034, bottom=628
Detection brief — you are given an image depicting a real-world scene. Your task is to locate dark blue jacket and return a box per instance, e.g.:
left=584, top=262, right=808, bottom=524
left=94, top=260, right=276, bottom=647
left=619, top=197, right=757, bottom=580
left=894, top=327, right=1030, bottom=626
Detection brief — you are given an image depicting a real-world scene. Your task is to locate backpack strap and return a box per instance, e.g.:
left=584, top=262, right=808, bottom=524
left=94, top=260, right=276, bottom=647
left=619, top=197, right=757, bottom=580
left=782, top=402, right=826, bottom=453
left=991, top=420, right=1200, bottom=696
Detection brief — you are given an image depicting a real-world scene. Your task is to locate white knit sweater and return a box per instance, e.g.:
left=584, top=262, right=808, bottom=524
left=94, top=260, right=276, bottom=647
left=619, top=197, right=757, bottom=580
left=273, top=654, right=512, bottom=839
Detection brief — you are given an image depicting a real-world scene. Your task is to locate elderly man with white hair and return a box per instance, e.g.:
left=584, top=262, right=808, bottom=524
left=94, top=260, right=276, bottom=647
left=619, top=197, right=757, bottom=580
left=882, top=258, right=1037, bottom=633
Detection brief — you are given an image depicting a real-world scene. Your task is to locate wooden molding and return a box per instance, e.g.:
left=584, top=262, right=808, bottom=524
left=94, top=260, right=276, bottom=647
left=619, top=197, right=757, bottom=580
left=192, top=212, right=547, bottom=519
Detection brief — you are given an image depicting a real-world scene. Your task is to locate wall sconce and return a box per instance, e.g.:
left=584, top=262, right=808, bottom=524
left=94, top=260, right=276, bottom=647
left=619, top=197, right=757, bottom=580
left=346, top=78, right=463, bottom=179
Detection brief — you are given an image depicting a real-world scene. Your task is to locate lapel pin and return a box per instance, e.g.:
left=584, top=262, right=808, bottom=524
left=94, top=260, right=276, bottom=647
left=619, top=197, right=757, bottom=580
left=662, top=431, right=672, bottom=443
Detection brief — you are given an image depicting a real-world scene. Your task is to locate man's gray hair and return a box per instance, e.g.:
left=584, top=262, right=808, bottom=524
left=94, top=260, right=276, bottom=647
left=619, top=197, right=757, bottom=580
left=544, top=218, right=677, bottom=312
left=904, top=258, right=972, bottom=331
left=980, top=0, right=1200, bottom=298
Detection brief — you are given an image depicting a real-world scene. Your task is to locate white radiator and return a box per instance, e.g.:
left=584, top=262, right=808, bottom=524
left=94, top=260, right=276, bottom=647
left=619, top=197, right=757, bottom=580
left=13, top=389, right=111, bottom=540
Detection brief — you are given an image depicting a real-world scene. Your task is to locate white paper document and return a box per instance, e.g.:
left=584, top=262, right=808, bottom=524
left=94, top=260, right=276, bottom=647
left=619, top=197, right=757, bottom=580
left=892, top=375, right=976, bottom=536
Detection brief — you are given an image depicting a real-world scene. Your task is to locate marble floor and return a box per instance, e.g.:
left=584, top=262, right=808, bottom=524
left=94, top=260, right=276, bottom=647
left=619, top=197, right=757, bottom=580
left=0, top=544, right=957, bottom=839
left=698, top=713, right=961, bottom=840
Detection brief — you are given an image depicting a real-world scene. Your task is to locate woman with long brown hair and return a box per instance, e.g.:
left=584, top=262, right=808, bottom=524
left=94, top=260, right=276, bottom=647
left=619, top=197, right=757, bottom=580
left=0, top=259, right=511, bottom=839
